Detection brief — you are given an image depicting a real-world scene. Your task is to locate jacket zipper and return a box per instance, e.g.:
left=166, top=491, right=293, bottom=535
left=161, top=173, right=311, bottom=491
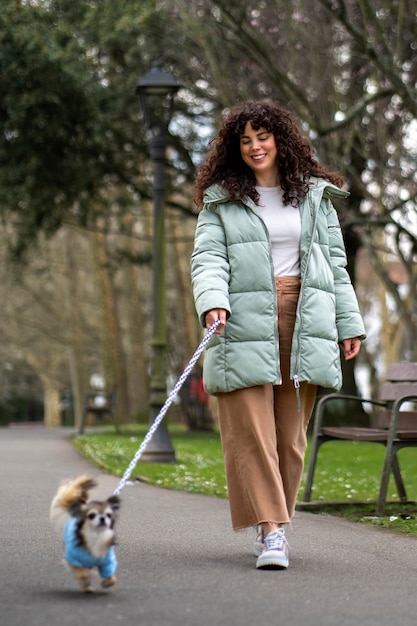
left=292, top=191, right=322, bottom=402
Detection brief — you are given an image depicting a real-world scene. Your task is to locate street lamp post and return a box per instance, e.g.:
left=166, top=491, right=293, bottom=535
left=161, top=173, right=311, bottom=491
left=136, top=63, right=181, bottom=462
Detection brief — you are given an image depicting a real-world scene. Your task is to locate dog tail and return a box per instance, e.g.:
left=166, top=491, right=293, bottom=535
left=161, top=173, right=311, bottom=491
left=50, top=476, right=98, bottom=531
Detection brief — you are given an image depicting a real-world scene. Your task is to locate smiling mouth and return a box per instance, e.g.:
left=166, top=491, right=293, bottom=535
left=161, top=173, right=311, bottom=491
left=252, top=154, right=267, bottom=161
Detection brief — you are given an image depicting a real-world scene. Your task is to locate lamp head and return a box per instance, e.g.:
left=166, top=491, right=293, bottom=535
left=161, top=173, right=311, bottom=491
left=137, top=63, right=181, bottom=134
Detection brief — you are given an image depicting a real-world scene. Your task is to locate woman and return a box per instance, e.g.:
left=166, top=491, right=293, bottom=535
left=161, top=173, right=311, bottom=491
left=191, top=100, right=366, bottom=570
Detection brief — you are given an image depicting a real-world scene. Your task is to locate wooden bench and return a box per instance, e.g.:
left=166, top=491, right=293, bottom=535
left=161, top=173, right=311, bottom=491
left=303, top=362, right=417, bottom=515
left=79, top=384, right=117, bottom=434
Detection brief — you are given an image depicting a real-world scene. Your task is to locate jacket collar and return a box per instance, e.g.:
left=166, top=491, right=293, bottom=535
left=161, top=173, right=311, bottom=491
left=203, top=184, right=259, bottom=213
left=203, top=178, right=349, bottom=208
left=202, top=184, right=230, bottom=205
left=307, top=176, right=350, bottom=201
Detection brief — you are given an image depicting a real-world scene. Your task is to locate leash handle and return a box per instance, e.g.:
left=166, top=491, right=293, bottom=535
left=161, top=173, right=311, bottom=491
left=113, top=318, right=221, bottom=495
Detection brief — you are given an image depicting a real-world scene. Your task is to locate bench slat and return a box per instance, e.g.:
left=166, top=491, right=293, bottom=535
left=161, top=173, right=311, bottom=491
left=375, top=410, right=417, bottom=429
left=386, top=362, right=417, bottom=381
left=379, top=382, right=417, bottom=401
left=321, top=427, right=388, bottom=442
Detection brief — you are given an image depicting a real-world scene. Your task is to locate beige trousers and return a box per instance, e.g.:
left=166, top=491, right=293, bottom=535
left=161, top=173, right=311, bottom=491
left=217, top=277, right=317, bottom=529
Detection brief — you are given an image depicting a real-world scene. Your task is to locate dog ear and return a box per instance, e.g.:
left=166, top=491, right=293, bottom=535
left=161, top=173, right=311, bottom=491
left=107, top=495, right=120, bottom=512
left=70, top=500, right=86, bottom=518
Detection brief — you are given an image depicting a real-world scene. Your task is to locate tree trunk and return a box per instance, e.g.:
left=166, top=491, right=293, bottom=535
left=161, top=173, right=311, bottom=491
left=119, top=214, right=149, bottom=417
left=91, top=217, right=128, bottom=430
left=43, top=384, right=61, bottom=427
left=64, top=226, right=88, bottom=430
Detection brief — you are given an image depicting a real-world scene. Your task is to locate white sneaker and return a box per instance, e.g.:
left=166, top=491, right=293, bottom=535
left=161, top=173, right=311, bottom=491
left=256, top=528, right=289, bottom=569
left=253, top=526, right=264, bottom=557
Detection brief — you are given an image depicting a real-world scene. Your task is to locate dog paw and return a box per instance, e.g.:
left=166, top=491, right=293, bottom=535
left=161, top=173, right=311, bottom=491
left=101, top=576, right=117, bottom=589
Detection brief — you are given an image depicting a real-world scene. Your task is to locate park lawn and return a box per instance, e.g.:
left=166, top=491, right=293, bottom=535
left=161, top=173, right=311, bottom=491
left=71, top=424, right=417, bottom=536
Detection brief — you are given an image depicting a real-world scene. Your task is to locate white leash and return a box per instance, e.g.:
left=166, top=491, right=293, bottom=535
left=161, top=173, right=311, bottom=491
left=113, top=318, right=220, bottom=496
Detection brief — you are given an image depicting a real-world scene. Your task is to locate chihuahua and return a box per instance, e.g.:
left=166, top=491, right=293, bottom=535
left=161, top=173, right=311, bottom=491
left=50, top=476, right=120, bottom=592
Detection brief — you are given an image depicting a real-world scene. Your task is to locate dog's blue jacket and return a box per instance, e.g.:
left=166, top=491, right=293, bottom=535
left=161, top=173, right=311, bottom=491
left=63, top=518, right=118, bottom=578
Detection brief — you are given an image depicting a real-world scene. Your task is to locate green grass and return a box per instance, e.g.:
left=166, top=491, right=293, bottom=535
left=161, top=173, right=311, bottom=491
left=71, top=424, right=417, bottom=536
left=72, top=425, right=227, bottom=498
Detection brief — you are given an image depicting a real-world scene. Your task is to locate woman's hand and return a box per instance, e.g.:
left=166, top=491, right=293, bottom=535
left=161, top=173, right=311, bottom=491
left=205, top=309, right=227, bottom=334
left=340, top=337, right=361, bottom=360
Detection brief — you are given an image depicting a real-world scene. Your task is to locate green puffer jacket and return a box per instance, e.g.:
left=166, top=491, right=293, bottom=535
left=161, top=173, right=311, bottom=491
left=191, top=177, right=366, bottom=395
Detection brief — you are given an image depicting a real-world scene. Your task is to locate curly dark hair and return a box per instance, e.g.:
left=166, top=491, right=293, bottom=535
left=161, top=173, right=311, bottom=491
left=193, top=100, right=344, bottom=207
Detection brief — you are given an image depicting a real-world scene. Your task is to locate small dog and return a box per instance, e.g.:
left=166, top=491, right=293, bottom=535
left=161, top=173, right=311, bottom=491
left=50, top=476, right=120, bottom=593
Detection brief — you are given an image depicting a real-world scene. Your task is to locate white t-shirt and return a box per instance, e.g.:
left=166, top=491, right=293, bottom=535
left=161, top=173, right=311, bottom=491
left=256, top=186, right=301, bottom=277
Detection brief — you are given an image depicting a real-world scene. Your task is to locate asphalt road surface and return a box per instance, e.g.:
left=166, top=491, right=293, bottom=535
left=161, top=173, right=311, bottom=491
left=1, top=427, right=416, bottom=626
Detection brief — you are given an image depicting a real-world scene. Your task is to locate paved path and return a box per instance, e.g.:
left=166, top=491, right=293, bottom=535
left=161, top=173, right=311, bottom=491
left=1, top=427, right=416, bottom=626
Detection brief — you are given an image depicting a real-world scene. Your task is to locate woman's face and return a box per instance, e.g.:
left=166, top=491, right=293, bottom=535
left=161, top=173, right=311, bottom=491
left=239, top=122, right=278, bottom=185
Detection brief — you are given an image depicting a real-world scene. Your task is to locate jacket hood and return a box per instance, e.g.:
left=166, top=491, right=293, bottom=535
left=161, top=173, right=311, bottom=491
left=308, top=177, right=350, bottom=202
left=202, top=178, right=349, bottom=207
left=202, top=184, right=230, bottom=205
